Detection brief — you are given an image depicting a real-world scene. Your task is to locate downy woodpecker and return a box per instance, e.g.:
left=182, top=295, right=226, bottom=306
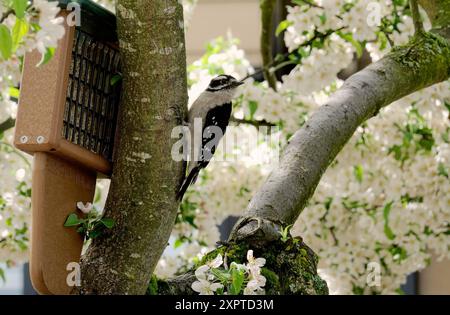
left=177, top=75, right=244, bottom=200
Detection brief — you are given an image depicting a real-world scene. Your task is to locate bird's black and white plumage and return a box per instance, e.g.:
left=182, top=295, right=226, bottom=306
left=177, top=75, right=244, bottom=200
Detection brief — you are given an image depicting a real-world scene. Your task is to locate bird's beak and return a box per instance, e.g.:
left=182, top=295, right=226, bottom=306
left=233, top=80, right=245, bottom=87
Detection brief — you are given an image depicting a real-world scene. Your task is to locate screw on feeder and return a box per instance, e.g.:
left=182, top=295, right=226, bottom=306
left=20, top=135, right=29, bottom=143
left=37, top=136, right=45, bottom=144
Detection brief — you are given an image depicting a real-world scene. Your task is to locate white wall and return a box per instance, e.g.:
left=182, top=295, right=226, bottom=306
left=419, top=257, right=450, bottom=294
left=186, top=0, right=262, bottom=65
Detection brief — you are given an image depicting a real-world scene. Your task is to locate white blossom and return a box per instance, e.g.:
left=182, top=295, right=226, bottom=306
left=77, top=202, right=93, bottom=214
left=191, top=279, right=223, bottom=295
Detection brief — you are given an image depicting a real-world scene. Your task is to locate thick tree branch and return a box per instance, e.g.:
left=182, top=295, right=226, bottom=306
left=230, top=32, right=450, bottom=241
left=0, top=117, right=15, bottom=133
left=260, top=0, right=277, bottom=90
left=77, top=1, right=187, bottom=294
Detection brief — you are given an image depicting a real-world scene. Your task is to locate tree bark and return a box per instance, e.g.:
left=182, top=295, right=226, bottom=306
left=77, top=0, right=187, bottom=294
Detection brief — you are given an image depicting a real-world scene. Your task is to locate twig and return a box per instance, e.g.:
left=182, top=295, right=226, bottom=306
left=260, top=0, right=278, bottom=90
left=1, top=3, right=34, bottom=24
left=242, top=27, right=344, bottom=82
left=329, top=227, right=338, bottom=246
left=0, top=9, right=13, bottom=24
left=230, top=117, right=276, bottom=127
left=409, top=0, right=424, bottom=34
left=299, top=0, right=323, bottom=9
left=0, top=117, right=15, bottom=133
left=381, top=29, right=395, bottom=47
left=0, top=141, right=31, bottom=168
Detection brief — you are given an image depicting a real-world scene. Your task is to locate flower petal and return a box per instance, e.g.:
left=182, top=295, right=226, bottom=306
left=247, top=250, right=254, bottom=262
left=191, top=281, right=204, bottom=293
left=255, top=257, right=266, bottom=267
left=210, top=254, right=223, bottom=268
left=210, top=282, right=224, bottom=291
left=246, top=279, right=259, bottom=290
left=76, top=201, right=93, bottom=214
left=195, top=265, right=210, bottom=279
left=244, top=286, right=256, bottom=295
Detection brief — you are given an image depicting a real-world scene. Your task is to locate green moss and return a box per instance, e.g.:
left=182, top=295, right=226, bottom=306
left=196, top=237, right=328, bottom=295
left=261, top=268, right=281, bottom=293
left=149, top=237, right=328, bottom=295
left=390, top=31, right=450, bottom=83
left=147, top=275, right=159, bottom=295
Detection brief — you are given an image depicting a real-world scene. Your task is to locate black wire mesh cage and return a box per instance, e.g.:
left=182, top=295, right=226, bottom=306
left=60, top=0, right=122, bottom=163
left=63, top=28, right=121, bottom=161
left=15, top=0, right=121, bottom=174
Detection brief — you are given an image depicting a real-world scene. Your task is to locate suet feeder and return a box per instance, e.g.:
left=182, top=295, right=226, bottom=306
left=14, top=0, right=121, bottom=294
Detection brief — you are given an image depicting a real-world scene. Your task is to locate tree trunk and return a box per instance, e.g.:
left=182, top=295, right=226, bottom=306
left=77, top=0, right=187, bottom=294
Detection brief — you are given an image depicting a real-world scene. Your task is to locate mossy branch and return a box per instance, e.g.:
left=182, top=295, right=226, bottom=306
left=149, top=238, right=328, bottom=295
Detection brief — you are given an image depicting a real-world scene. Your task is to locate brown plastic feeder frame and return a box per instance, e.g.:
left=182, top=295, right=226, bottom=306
left=14, top=0, right=121, bottom=294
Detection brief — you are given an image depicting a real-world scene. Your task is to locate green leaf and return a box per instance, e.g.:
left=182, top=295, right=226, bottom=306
left=12, top=18, right=29, bottom=52
left=100, top=218, right=115, bottom=229
left=89, top=229, right=102, bottom=239
left=0, top=25, right=13, bottom=60
left=353, top=165, right=364, bottom=183
left=64, top=213, right=81, bottom=227
left=36, top=47, right=55, bottom=67
left=12, top=0, right=28, bottom=19
left=110, top=73, right=122, bottom=86
left=248, top=100, right=258, bottom=120
left=444, top=101, right=450, bottom=113
left=337, top=31, right=363, bottom=58
left=438, top=163, right=449, bottom=178
left=174, top=238, right=183, bottom=248
left=383, top=202, right=395, bottom=240
left=76, top=226, right=85, bottom=233
left=9, top=87, right=20, bottom=99
left=378, top=31, right=387, bottom=51
left=229, top=268, right=245, bottom=295
left=275, top=20, right=292, bottom=36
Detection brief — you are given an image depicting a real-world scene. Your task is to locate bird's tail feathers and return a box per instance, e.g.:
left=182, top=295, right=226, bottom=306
left=176, top=166, right=201, bottom=201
